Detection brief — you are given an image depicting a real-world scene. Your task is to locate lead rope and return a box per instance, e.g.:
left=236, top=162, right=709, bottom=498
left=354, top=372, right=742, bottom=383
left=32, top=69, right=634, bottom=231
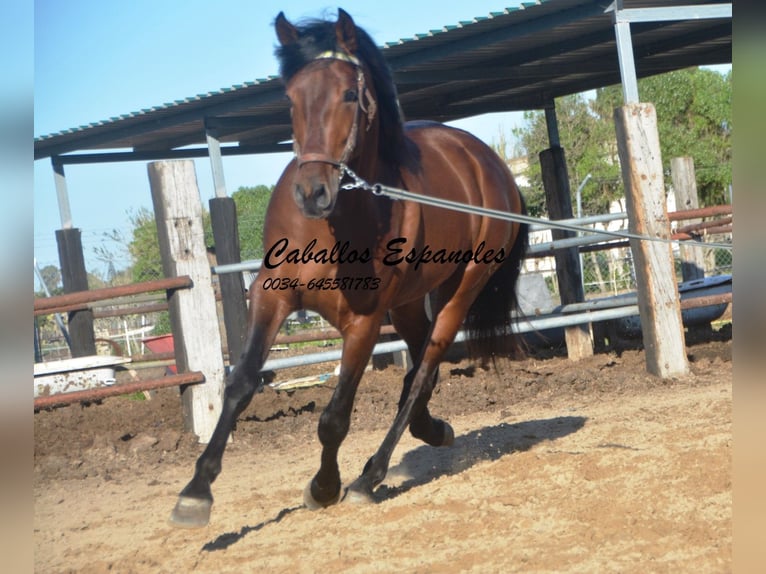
left=338, top=163, right=733, bottom=251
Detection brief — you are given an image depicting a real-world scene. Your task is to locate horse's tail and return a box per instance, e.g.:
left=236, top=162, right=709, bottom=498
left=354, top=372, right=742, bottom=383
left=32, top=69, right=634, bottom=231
left=464, top=197, right=529, bottom=363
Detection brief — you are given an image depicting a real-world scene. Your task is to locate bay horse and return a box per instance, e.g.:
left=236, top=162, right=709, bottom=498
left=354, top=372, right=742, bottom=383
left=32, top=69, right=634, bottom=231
left=171, top=8, right=528, bottom=527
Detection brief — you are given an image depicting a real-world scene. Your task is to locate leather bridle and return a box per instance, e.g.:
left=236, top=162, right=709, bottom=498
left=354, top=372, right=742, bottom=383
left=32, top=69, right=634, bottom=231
left=291, top=50, right=378, bottom=170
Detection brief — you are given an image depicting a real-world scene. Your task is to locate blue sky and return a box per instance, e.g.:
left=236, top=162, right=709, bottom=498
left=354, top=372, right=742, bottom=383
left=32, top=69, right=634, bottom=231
left=34, top=1, right=534, bottom=285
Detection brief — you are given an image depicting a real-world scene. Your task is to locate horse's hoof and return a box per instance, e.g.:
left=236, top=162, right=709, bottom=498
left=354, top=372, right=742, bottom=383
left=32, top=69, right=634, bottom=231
left=303, top=481, right=340, bottom=510
left=344, top=479, right=376, bottom=505
left=169, top=496, right=212, bottom=528
left=441, top=421, right=455, bottom=447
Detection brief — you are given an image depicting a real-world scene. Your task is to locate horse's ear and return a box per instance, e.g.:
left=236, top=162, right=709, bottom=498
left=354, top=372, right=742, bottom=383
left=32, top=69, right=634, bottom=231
left=275, top=11, right=299, bottom=46
left=336, top=8, right=358, bottom=54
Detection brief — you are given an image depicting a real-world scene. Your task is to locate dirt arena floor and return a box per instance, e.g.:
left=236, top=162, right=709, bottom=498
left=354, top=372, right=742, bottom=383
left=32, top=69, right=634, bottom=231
left=34, top=325, right=732, bottom=573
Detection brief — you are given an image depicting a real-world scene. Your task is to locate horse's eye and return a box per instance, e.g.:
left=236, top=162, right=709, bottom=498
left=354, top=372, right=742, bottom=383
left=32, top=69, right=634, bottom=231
left=343, top=89, right=358, bottom=103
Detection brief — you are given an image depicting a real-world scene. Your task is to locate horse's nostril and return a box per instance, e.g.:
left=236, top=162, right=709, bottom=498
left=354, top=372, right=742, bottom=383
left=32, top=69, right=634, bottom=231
left=312, top=183, right=326, bottom=199
left=293, top=184, right=305, bottom=206
left=312, top=183, right=330, bottom=208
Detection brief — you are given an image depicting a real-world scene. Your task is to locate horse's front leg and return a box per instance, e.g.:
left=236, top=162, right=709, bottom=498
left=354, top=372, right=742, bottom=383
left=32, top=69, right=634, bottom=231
left=303, top=314, right=384, bottom=509
left=170, top=293, right=294, bottom=528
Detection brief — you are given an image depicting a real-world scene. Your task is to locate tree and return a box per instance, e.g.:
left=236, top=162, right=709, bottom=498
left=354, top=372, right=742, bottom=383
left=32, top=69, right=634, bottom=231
left=125, top=206, right=213, bottom=282
left=511, top=93, right=623, bottom=217
left=594, top=68, right=732, bottom=206
left=36, top=264, right=62, bottom=295
left=34, top=264, right=63, bottom=338
left=232, top=185, right=274, bottom=260
left=127, top=207, right=165, bottom=282
left=86, top=272, right=109, bottom=290
left=508, top=67, right=732, bottom=215
left=490, top=126, right=521, bottom=164
left=93, top=231, right=133, bottom=287
left=123, top=206, right=212, bottom=336
left=121, top=185, right=271, bottom=284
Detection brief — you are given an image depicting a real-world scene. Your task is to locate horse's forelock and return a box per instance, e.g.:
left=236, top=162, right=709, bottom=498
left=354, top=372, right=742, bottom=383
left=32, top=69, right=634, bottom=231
left=275, top=19, right=336, bottom=81
left=275, top=15, right=406, bottom=166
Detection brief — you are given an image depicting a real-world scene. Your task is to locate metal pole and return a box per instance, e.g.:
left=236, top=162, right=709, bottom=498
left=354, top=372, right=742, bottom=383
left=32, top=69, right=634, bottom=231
left=259, top=305, right=640, bottom=372
left=258, top=287, right=730, bottom=372
left=612, top=0, right=640, bottom=104
left=575, top=173, right=592, bottom=291
left=205, top=125, right=229, bottom=199
left=52, top=158, right=73, bottom=229
left=575, top=173, right=591, bottom=220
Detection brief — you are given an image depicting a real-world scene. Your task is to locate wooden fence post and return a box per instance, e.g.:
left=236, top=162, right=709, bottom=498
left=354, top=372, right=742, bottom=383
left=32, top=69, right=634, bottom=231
left=670, top=156, right=706, bottom=281
left=147, top=160, right=226, bottom=443
left=209, top=197, right=248, bottom=365
left=539, top=146, right=594, bottom=361
left=614, top=104, right=689, bottom=378
left=55, top=228, right=96, bottom=357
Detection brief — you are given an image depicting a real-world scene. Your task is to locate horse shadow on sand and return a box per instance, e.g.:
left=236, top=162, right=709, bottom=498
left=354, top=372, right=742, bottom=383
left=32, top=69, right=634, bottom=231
left=202, top=415, right=586, bottom=552
left=377, top=415, right=587, bottom=501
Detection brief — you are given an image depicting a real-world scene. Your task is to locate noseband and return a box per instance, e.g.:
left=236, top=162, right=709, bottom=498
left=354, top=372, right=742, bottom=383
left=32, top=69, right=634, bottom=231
left=292, top=51, right=378, bottom=169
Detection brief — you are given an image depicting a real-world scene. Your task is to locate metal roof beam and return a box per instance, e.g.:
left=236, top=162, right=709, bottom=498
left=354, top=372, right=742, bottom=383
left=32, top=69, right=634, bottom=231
left=632, top=21, right=731, bottom=60
left=607, top=4, right=731, bottom=24
left=415, top=36, right=728, bottom=119
left=51, top=142, right=292, bottom=165
left=482, top=23, right=625, bottom=68
left=237, top=130, right=293, bottom=149
left=131, top=113, right=293, bottom=153
left=204, top=114, right=290, bottom=131
left=387, top=2, right=609, bottom=69
left=420, top=17, right=683, bottom=88
left=609, top=1, right=731, bottom=104
left=34, top=87, right=286, bottom=160
left=402, top=90, right=553, bottom=117
left=394, top=60, right=619, bottom=84
left=132, top=136, right=203, bottom=154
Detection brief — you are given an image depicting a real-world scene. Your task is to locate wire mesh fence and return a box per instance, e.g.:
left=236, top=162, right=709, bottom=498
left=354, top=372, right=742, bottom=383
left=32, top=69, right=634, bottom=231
left=35, top=303, right=173, bottom=363
left=36, top=201, right=732, bottom=363
left=524, top=230, right=732, bottom=301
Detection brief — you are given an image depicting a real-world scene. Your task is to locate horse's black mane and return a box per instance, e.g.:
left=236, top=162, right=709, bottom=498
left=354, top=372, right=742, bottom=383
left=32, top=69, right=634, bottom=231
left=275, top=17, right=406, bottom=168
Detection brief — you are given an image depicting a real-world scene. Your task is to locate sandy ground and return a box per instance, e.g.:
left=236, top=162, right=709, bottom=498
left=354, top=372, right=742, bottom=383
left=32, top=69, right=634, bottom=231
left=34, top=330, right=731, bottom=573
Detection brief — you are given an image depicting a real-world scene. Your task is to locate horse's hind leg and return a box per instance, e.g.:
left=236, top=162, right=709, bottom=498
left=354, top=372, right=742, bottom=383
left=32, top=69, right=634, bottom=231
left=346, top=293, right=476, bottom=503
left=170, top=295, right=293, bottom=528
left=390, top=297, right=454, bottom=448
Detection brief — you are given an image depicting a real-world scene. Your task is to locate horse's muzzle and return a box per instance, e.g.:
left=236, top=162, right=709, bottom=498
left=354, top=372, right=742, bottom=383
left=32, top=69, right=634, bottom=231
left=294, top=179, right=336, bottom=219
left=293, top=166, right=340, bottom=218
